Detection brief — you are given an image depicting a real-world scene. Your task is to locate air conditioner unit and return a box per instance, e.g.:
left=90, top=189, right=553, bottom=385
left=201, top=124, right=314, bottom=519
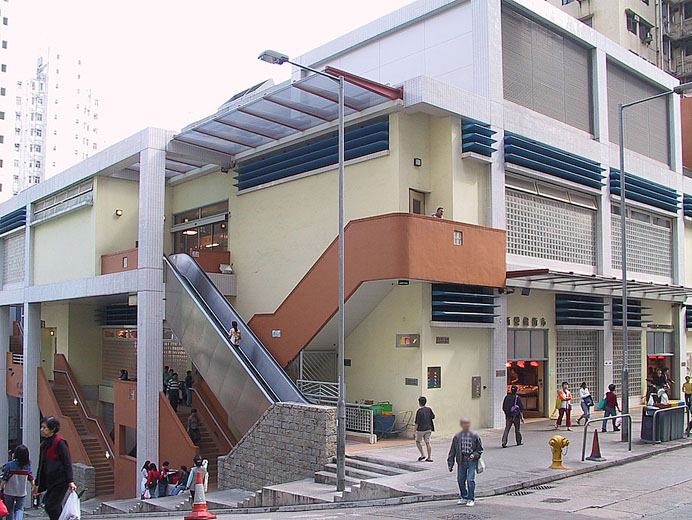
left=644, top=35, right=653, bottom=44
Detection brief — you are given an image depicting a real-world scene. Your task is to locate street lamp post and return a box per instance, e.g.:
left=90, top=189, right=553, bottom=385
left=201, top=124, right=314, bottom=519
left=259, top=50, right=347, bottom=492
left=617, top=81, right=692, bottom=441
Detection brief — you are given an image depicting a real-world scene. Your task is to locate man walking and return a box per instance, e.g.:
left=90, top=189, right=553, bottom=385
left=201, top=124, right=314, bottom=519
left=166, top=373, right=181, bottom=412
left=414, top=396, right=435, bottom=462
left=447, top=418, right=483, bottom=507
left=683, top=376, right=692, bottom=410
left=501, top=385, right=524, bottom=448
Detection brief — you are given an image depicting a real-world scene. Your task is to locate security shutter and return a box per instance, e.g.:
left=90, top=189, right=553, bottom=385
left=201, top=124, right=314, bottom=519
left=103, top=338, right=137, bottom=381
left=2, top=232, right=24, bottom=285
left=502, top=6, right=593, bottom=133
left=556, top=330, right=599, bottom=403
left=613, top=331, right=642, bottom=398
left=607, top=61, right=670, bottom=164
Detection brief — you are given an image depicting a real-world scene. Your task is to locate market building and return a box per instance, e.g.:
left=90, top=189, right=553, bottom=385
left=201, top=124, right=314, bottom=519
left=0, top=0, right=691, bottom=498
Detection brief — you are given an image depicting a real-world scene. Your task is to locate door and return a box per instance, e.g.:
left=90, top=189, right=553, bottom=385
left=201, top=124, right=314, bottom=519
left=409, top=189, right=426, bottom=215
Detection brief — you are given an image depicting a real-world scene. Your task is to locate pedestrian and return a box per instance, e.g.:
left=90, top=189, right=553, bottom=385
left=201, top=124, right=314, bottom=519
left=164, top=368, right=174, bottom=390
left=170, top=466, right=188, bottom=496
left=1, top=444, right=34, bottom=520
left=185, top=370, right=194, bottom=407
left=158, top=461, right=170, bottom=498
left=683, top=376, right=692, bottom=410
left=163, top=366, right=170, bottom=391
left=36, top=417, right=76, bottom=520
left=447, top=418, right=483, bottom=507
left=228, top=321, right=241, bottom=347
left=186, top=456, right=207, bottom=501
left=577, top=382, right=594, bottom=425
left=431, top=207, right=444, bottom=218
left=653, top=368, right=666, bottom=388
left=501, top=385, right=524, bottom=447
left=119, top=369, right=129, bottom=381
left=140, top=460, right=150, bottom=499
left=555, top=381, right=573, bottom=431
left=414, top=396, right=435, bottom=462
left=145, top=463, right=160, bottom=498
left=662, top=368, right=674, bottom=393
left=188, top=408, right=201, bottom=446
left=166, top=373, right=181, bottom=412
left=602, top=384, right=621, bottom=432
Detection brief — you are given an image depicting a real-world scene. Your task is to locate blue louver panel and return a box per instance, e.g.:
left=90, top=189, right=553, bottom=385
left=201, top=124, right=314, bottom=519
left=432, top=283, right=499, bottom=324
left=504, top=132, right=605, bottom=189
left=234, top=120, right=389, bottom=190
left=0, top=207, right=26, bottom=235
left=96, top=305, right=137, bottom=327
left=612, top=299, right=651, bottom=327
left=555, top=294, right=606, bottom=327
left=686, top=306, right=692, bottom=329
left=609, top=169, right=679, bottom=213
left=462, top=117, right=496, bottom=157
left=683, top=194, right=692, bottom=218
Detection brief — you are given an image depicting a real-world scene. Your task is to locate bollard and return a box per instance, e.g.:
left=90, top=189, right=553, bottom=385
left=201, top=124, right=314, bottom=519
left=548, top=434, right=569, bottom=470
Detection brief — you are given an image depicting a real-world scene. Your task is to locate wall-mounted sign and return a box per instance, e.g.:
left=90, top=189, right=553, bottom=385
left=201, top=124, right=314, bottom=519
left=396, top=334, right=420, bottom=348
left=427, top=366, right=441, bottom=389
left=471, top=376, right=482, bottom=399
left=495, top=369, right=506, bottom=377
left=435, top=336, right=450, bottom=344
left=405, top=378, right=419, bottom=386
left=272, top=330, right=281, bottom=338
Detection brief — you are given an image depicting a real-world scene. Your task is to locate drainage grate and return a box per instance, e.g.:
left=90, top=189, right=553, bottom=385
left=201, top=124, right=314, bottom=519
left=529, top=485, right=556, bottom=491
left=442, top=514, right=486, bottom=520
left=541, top=498, right=570, bottom=504
left=506, top=490, right=534, bottom=496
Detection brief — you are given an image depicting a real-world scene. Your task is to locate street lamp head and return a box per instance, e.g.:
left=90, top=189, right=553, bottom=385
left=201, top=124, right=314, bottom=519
left=673, top=81, right=692, bottom=94
left=258, top=50, right=289, bottom=66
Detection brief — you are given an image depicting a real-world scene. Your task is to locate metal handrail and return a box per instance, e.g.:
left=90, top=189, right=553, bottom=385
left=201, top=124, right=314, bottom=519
left=189, top=388, right=233, bottom=447
left=645, top=405, right=689, bottom=444
left=581, top=413, right=632, bottom=461
left=53, top=369, right=115, bottom=460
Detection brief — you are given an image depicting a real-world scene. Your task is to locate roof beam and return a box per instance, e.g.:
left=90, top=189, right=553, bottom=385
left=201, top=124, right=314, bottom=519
left=166, top=139, right=234, bottom=168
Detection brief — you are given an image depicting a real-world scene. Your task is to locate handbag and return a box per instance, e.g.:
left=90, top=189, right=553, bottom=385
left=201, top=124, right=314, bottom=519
left=597, top=397, right=607, bottom=410
left=476, top=457, right=486, bottom=474
left=583, top=395, right=594, bottom=407
left=0, top=496, right=8, bottom=517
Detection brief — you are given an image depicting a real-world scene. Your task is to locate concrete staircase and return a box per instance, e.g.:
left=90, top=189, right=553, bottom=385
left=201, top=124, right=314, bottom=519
left=241, top=454, right=421, bottom=507
left=50, top=382, right=115, bottom=496
left=175, top=406, right=223, bottom=487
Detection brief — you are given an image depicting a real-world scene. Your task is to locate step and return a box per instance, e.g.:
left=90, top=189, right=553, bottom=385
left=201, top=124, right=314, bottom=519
left=314, top=471, right=360, bottom=487
left=340, top=457, right=408, bottom=476
left=346, top=453, right=426, bottom=473
left=322, top=463, right=389, bottom=481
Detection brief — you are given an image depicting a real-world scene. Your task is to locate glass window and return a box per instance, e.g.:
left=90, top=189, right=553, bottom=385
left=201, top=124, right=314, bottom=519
left=626, top=12, right=638, bottom=34
left=174, top=208, right=199, bottom=225
left=200, top=201, right=228, bottom=218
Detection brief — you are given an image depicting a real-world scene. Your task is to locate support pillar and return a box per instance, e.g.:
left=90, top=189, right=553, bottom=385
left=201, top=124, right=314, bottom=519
left=602, top=300, right=614, bottom=398
left=136, top=142, right=166, bottom=491
left=488, top=292, right=507, bottom=428
left=23, top=302, right=41, bottom=463
left=0, top=306, right=9, bottom=456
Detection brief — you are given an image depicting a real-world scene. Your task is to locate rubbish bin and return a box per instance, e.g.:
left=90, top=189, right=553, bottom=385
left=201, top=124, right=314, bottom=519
left=641, top=405, right=686, bottom=443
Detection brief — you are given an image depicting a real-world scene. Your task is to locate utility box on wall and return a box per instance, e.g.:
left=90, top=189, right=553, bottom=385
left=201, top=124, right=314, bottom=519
left=471, top=376, right=481, bottom=398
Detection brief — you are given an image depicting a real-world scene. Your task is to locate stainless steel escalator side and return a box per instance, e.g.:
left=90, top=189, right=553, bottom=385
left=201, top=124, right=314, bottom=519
left=166, top=254, right=308, bottom=404
left=164, top=256, right=276, bottom=439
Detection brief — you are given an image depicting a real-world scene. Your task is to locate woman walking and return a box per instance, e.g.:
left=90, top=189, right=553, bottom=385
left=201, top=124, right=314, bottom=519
left=576, top=382, right=594, bottom=425
left=188, top=409, right=201, bottom=446
left=140, top=460, right=151, bottom=499
left=36, top=417, right=76, bottom=520
left=145, top=463, right=160, bottom=498
left=602, top=384, right=622, bottom=432
left=0, top=444, right=34, bottom=520
left=555, top=381, right=573, bottom=431
left=228, top=321, right=242, bottom=347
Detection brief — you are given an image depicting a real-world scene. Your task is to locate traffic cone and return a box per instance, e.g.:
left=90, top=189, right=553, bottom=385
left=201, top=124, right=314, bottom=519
left=585, top=429, right=606, bottom=462
left=184, top=471, right=216, bottom=520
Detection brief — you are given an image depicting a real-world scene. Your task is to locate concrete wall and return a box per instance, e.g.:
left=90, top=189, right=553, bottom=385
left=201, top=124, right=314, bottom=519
left=73, top=463, right=96, bottom=501
left=217, top=403, right=336, bottom=491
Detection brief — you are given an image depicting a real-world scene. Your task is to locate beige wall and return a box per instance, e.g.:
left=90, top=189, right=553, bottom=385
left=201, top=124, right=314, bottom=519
left=33, top=206, right=96, bottom=285
left=94, top=176, right=140, bottom=272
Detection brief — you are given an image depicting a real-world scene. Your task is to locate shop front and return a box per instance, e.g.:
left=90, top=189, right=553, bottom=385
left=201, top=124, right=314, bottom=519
left=507, top=328, right=548, bottom=417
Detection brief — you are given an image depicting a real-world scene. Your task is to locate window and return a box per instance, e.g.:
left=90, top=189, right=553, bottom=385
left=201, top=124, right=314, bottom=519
left=1, top=64, right=6, bottom=72
left=453, top=230, right=463, bottom=246
left=686, top=40, right=692, bottom=57
left=36, top=128, right=41, bottom=136
left=34, top=144, right=41, bottom=152
left=639, top=22, right=652, bottom=43
left=92, top=143, right=97, bottom=150
left=34, top=162, right=40, bottom=169
left=0, top=88, right=5, bottom=96
left=0, top=111, right=5, bottom=119
left=502, top=6, right=593, bottom=133
left=626, top=11, right=638, bottom=34
left=2, top=41, right=7, bottom=49
left=13, top=143, right=17, bottom=151
left=562, top=0, right=576, bottom=3
left=646, top=331, right=673, bottom=356
left=685, top=2, right=692, bottom=19
left=37, top=98, right=42, bottom=105
left=612, top=205, right=673, bottom=277
left=0, top=135, right=4, bottom=144
left=2, top=17, right=7, bottom=25
left=35, top=113, right=41, bottom=121
left=172, top=201, right=229, bottom=254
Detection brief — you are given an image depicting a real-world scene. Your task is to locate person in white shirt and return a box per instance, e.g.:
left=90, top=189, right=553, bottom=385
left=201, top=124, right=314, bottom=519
left=576, top=382, right=594, bottom=425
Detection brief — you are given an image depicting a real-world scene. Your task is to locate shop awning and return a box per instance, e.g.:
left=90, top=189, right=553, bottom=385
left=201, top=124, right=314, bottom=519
left=506, top=269, right=692, bottom=302
left=168, top=67, right=403, bottom=165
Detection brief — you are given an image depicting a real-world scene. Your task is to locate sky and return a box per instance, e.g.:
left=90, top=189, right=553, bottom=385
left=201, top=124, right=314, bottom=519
left=11, top=0, right=411, bottom=147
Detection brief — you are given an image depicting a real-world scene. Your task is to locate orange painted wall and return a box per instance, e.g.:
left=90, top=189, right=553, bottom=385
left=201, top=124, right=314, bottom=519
left=250, top=212, right=506, bottom=367
left=101, top=248, right=138, bottom=275
left=6, top=353, right=22, bottom=398
left=158, top=392, right=200, bottom=472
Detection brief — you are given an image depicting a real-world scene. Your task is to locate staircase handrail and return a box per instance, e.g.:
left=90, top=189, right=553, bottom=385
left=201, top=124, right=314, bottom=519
left=191, top=388, right=233, bottom=447
left=53, top=369, right=115, bottom=461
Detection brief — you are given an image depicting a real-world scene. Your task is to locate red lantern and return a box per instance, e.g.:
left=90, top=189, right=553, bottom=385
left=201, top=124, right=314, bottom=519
left=529, top=361, right=539, bottom=367
left=517, top=360, right=526, bottom=368
left=506, top=361, right=513, bottom=368
left=658, top=355, right=665, bottom=359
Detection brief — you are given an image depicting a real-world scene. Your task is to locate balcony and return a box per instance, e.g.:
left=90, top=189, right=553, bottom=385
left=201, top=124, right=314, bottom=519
left=664, top=19, right=692, bottom=40
left=100, top=247, right=237, bottom=296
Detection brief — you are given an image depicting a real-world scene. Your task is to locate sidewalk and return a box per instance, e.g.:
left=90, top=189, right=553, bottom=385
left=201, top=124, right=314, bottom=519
left=344, top=410, right=692, bottom=499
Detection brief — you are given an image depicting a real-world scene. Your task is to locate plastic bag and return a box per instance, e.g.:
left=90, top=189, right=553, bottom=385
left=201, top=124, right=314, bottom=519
left=477, top=457, right=486, bottom=474
left=615, top=417, right=622, bottom=428
left=143, top=488, right=151, bottom=499
left=58, top=491, right=80, bottom=520
left=0, top=496, right=9, bottom=517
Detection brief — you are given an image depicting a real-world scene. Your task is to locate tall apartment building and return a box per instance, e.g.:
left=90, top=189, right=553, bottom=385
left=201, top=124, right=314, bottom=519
left=12, top=51, right=101, bottom=195
left=0, top=0, right=15, bottom=203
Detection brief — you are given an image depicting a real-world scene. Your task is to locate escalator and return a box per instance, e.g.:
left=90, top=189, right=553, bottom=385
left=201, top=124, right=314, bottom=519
left=163, top=254, right=307, bottom=440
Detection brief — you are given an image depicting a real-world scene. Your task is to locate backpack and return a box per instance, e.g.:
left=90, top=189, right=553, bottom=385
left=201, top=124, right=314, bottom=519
left=509, top=395, right=521, bottom=417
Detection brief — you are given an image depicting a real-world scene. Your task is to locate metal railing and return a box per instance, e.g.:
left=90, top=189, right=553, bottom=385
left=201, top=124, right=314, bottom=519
left=297, top=379, right=373, bottom=435
left=53, top=370, right=115, bottom=461
left=644, top=405, right=688, bottom=444
left=581, top=413, right=632, bottom=461
left=189, top=388, right=234, bottom=447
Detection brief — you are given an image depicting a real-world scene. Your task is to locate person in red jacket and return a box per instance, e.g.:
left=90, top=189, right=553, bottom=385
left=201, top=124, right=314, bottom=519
left=602, top=384, right=621, bottom=432
left=145, top=463, right=161, bottom=498
left=36, top=417, right=76, bottom=520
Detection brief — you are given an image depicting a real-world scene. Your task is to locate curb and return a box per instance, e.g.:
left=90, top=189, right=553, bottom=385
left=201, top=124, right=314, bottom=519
left=83, top=440, right=692, bottom=517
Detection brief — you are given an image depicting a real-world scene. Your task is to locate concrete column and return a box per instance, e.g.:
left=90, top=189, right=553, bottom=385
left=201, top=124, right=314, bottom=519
left=0, top=306, right=9, bottom=456
left=674, top=304, right=686, bottom=399
left=23, top=302, right=41, bottom=463
left=488, top=292, right=507, bottom=428
left=136, top=142, right=166, bottom=490
left=602, top=300, right=614, bottom=398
